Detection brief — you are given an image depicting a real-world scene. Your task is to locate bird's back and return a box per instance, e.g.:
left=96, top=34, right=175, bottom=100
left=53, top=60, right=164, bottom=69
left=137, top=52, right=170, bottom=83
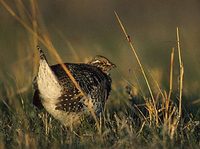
left=33, top=47, right=114, bottom=126
left=33, top=63, right=112, bottom=115
left=51, top=63, right=112, bottom=114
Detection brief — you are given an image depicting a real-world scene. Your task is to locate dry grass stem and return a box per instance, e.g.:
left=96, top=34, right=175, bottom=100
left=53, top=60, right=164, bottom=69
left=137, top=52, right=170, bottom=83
left=56, top=29, right=81, bottom=62
left=168, top=48, right=174, bottom=100
left=114, top=11, right=158, bottom=126
left=1, top=1, right=198, bottom=148
left=176, top=27, right=184, bottom=120
left=165, top=48, right=174, bottom=121
left=0, top=0, right=101, bottom=133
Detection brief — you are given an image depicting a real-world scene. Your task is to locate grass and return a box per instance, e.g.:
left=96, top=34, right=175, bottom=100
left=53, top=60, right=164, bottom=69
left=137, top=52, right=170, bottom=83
left=0, top=0, right=200, bottom=148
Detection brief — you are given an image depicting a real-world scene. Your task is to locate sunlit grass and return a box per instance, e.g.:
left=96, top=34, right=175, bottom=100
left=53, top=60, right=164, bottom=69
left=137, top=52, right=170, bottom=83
left=0, top=0, right=199, bottom=148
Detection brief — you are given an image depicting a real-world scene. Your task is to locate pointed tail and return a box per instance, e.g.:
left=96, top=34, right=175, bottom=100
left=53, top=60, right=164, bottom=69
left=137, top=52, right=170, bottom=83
left=37, top=45, right=46, bottom=60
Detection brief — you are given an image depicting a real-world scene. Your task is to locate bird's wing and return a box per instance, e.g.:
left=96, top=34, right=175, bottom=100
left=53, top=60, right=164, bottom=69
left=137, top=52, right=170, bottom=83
left=50, top=63, right=111, bottom=113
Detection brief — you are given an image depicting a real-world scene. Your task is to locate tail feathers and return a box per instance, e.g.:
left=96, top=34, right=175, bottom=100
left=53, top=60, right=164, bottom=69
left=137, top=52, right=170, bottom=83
left=33, top=89, right=44, bottom=109
left=37, top=46, right=47, bottom=61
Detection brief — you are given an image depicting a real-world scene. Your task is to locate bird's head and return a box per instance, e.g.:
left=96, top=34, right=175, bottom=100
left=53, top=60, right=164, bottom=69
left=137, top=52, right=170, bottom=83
left=88, top=55, right=116, bottom=73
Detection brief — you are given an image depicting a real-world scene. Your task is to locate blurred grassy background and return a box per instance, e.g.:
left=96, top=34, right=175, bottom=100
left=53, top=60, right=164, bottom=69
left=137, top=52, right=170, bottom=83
left=0, top=0, right=200, bottom=96
left=0, top=1, right=200, bottom=148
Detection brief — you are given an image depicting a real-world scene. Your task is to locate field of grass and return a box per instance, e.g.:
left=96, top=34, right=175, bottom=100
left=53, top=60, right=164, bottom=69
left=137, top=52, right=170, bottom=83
left=0, top=0, right=200, bottom=148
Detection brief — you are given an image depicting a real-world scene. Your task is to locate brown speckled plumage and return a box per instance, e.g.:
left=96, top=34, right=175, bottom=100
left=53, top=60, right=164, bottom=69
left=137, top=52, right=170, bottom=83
left=33, top=47, right=115, bottom=126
